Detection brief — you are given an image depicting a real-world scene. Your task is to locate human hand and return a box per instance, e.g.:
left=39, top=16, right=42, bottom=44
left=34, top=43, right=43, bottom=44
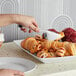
left=0, top=14, right=39, bottom=33
left=16, top=15, right=39, bottom=33
left=0, top=69, right=24, bottom=76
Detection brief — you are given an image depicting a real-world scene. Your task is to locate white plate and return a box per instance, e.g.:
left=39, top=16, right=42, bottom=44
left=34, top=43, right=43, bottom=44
left=14, top=40, right=76, bottom=63
left=0, top=57, right=37, bottom=73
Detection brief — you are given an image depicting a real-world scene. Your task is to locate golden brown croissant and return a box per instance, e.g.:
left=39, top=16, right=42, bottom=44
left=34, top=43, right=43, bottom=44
left=51, top=41, right=64, bottom=49
left=41, top=40, right=53, bottom=49
left=21, top=37, right=38, bottom=53
left=64, top=42, right=76, bottom=56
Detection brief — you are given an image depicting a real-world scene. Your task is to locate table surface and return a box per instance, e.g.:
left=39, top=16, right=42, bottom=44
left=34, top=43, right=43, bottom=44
left=0, top=42, right=76, bottom=76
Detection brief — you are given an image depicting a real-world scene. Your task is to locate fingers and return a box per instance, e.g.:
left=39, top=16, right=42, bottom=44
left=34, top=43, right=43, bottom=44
left=20, top=28, right=27, bottom=32
left=20, top=27, right=33, bottom=33
left=19, top=19, right=39, bottom=33
left=20, top=24, right=39, bottom=33
left=29, top=29, right=33, bottom=33
left=32, top=21, right=38, bottom=28
left=32, top=20, right=40, bottom=32
left=12, top=70, right=24, bottom=76
left=28, top=24, right=39, bottom=32
left=1, top=69, right=24, bottom=76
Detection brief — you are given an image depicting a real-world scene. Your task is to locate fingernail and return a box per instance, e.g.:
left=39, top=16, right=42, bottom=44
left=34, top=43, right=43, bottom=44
left=36, top=28, right=39, bottom=32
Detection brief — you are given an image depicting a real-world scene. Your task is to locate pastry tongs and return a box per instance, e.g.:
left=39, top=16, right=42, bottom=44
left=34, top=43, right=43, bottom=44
left=18, top=25, right=63, bottom=40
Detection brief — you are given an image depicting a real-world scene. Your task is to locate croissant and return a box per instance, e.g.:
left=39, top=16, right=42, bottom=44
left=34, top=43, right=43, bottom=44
left=64, top=42, right=76, bottom=56
left=21, top=37, right=38, bottom=53
left=51, top=41, right=64, bottom=49
left=41, top=40, right=53, bottom=49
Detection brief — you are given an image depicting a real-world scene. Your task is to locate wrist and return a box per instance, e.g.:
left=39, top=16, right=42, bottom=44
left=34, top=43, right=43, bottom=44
left=11, top=14, right=20, bottom=24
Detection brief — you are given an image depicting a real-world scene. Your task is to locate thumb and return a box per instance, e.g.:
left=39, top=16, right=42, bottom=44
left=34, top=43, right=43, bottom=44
left=12, top=70, right=24, bottom=76
left=28, top=24, right=39, bottom=32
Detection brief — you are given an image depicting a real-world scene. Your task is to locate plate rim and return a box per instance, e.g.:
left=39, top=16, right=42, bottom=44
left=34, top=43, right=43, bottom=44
left=0, top=57, right=37, bottom=73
